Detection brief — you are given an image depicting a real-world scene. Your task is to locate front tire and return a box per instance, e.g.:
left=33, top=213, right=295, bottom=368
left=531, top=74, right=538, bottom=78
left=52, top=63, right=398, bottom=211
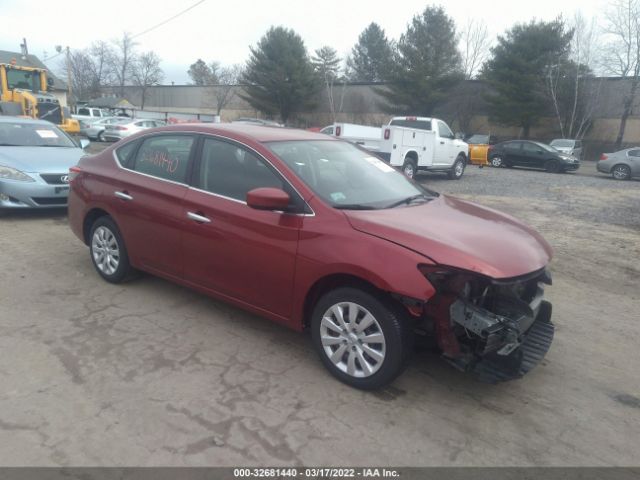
left=311, top=287, right=411, bottom=390
left=97, top=131, right=105, bottom=142
left=490, top=155, right=503, bottom=167
left=612, top=164, right=631, bottom=180
left=545, top=159, right=561, bottom=173
left=89, top=216, right=132, bottom=283
left=448, top=155, right=466, bottom=180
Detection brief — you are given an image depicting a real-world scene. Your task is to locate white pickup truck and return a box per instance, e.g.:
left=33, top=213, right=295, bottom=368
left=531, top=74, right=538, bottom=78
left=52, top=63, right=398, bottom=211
left=379, top=116, right=468, bottom=180
left=320, top=123, right=383, bottom=153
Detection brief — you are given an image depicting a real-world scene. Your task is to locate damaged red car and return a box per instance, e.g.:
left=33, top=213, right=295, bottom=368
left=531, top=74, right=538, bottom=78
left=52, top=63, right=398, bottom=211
left=68, top=124, right=554, bottom=389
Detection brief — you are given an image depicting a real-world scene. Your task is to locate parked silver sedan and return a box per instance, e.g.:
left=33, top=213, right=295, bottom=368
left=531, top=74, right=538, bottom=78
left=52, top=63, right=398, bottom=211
left=597, top=148, right=640, bottom=180
left=103, top=118, right=165, bottom=142
left=80, top=116, right=129, bottom=141
left=0, top=117, right=89, bottom=212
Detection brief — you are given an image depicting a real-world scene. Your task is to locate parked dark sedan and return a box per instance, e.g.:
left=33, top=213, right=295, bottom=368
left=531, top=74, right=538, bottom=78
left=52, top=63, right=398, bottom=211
left=488, top=140, right=580, bottom=173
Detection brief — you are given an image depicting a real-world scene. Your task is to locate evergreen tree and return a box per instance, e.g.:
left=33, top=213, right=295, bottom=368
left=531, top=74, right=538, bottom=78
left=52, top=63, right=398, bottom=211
left=482, top=18, right=573, bottom=138
left=379, top=6, right=463, bottom=114
left=347, top=23, right=393, bottom=82
left=241, top=27, right=321, bottom=123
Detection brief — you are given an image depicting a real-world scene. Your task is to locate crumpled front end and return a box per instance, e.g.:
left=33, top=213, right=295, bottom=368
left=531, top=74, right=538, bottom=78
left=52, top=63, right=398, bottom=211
left=420, top=266, right=554, bottom=383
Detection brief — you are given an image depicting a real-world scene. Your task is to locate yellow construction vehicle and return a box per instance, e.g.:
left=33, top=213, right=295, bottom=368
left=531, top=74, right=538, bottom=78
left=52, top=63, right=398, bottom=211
left=0, top=60, right=80, bottom=134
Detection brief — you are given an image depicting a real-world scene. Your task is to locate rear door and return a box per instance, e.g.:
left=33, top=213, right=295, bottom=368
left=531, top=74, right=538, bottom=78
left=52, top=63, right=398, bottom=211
left=628, top=149, right=640, bottom=176
left=113, top=133, right=196, bottom=278
left=182, top=136, right=303, bottom=318
left=502, top=141, right=522, bottom=165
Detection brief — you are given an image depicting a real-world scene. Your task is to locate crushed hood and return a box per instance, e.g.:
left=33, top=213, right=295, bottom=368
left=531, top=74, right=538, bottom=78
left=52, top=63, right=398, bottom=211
left=345, top=195, right=553, bottom=280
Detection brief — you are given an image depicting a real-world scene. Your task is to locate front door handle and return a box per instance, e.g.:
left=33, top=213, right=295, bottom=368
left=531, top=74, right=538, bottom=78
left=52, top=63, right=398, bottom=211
left=187, top=211, right=211, bottom=224
left=440, top=141, right=445, bottom=145
left=115, top=191, right=133, bottom=201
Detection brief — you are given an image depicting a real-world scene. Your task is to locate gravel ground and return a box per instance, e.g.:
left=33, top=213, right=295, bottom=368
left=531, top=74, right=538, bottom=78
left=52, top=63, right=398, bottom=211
left=0, top=147, right=638, bottom=466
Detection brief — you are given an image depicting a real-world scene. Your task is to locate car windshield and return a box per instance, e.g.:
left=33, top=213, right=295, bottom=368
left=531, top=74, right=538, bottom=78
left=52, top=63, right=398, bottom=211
left=550, top=140, right=574, bottom=148
left=0, top=122, right=76, bottom=147
left=267, top=140, right=437, bottom=209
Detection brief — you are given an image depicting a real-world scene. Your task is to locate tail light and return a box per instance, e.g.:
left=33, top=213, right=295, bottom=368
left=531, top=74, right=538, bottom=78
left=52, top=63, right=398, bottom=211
left=384, top=128, right=390, bottom=140
left=69, top=166, right=81, bottom=183
left=115, top=126, right=128, bottom=131
left=335, top=126, right=341, bottom=136
left=599, top=153, right=608, bottom=161
left=406, top=116, right=417, bottom=121
left=488, top=145, right=494, bottom=151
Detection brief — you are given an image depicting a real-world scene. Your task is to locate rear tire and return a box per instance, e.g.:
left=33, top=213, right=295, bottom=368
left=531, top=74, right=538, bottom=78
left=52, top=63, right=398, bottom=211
left=402, top=158, right=417, bottom=179
left=490, top=156, right=503, bottom=167
left=612, top=164, right=631, bottom=180
left=97, top=131, right=105, bottom=142
left=89, top=216, right=133, bottom=284
left=545, top=159, right=561, bottom=173
left=447, top=155, right=466, bottom=180
left=311, top=287, right=412, bottom=390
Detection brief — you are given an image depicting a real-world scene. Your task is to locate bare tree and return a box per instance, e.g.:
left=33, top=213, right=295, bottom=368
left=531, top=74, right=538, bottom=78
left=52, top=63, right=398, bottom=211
left=109, top=32, right=138, bottom=97
left=601, top=0, right=640, bottom=148
left=89, top=40, right=113, bottom=89
left=131, top=51, right=164, bottom=110
left=460, top=19, right=491, bottom=79
left=312, top=46, right=342, bottom=122
left=209, top=64, right=242, bottom=115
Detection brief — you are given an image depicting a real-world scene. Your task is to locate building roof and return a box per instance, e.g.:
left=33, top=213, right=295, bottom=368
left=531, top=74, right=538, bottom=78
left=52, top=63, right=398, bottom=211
left=0, top=50, right=67, bottom=91
left=86, top=97, right=138, bottom=109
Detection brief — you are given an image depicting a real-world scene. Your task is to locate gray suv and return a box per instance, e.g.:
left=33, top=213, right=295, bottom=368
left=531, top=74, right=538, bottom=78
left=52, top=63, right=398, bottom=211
left=597, top=148, right=640, bottom=180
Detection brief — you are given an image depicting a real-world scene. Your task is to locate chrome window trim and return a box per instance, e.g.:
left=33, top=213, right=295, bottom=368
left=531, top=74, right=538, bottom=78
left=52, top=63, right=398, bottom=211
left=112, top=130, right=315, bottom=216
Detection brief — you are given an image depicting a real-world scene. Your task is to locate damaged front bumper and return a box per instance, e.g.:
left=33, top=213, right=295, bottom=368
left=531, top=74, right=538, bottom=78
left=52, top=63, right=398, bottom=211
left=423, top=268, right=554, bottom=383
left=455, top=299, right=554, bottom=383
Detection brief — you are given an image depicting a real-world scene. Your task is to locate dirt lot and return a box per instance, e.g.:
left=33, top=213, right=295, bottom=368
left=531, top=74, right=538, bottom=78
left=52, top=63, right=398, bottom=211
left=0, top=159, right=638, bottom=466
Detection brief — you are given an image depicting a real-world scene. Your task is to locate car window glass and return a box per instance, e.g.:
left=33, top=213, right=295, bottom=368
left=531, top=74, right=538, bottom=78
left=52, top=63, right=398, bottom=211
left=197, top=138, right=285, bottom=202
left=437, top=121, right=454, bottom=139
left=576, top=141, right=582, bottom=148
left=321, top=127, right=334, bottom=135
left=115, top=140, right=139, bottom=167
left=505, top=141, right=521, bottom=150
left=132, top=135, right=194, bottom=182
left=522, top=142, right=541, bottom=152
left=389, top=119, right=431, bottom=130
left=628, top=149, right=640, bottom=157
left=77, top=108, right=90, bottom=115
left=91, top=109, right=100, bottom=116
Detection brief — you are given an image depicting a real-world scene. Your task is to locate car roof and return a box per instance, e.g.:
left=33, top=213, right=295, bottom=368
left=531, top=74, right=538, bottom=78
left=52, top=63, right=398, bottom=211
left=147, top=123, right=338, bottom=143
left=0, top=116, right=56, bottom=126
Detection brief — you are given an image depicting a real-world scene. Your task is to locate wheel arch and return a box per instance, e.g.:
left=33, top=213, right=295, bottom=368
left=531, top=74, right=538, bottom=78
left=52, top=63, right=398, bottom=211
left=301, top=273, right=399, bottom=330
left=403, top=150, right=419, bottom=162
left=456, top=151, right=468, bottom=163
left=82, top=208, right=111, bottom=245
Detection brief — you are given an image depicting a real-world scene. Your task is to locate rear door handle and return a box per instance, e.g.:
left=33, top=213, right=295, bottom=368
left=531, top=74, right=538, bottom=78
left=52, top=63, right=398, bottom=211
left=115, top=191, right=133, bottom=201
left=187, top=211, right=211, bottom=224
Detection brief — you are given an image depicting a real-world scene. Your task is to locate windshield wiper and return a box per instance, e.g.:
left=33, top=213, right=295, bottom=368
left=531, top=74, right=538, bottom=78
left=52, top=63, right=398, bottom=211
left=385, top=194, right=430, bottom=209
left=333, top=204, right=379, bottom=210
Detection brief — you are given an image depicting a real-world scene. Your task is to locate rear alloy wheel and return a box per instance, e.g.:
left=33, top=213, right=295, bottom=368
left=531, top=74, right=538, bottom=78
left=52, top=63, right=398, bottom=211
left=448, top=156, right=466, bottom=180
left=97, top=131, right=105, bottom=142
left=612, top=164, right=631, bottom=180
left=545, top=159, right=561, bottom=173
left=89, top=216, right=132, bottom=283
left=311, top=287, right=411, bottom=390
left=490, top=156, right=503, bottom=167
left=402, top=158, right=417, bottom=179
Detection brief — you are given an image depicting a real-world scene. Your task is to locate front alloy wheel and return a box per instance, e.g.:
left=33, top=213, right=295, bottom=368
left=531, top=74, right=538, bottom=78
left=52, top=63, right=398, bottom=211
left=311, top=287, right=411, bottom=390
left=613, top=164, right=631, bottom=180
left=320, top=302, right=386, bottom=378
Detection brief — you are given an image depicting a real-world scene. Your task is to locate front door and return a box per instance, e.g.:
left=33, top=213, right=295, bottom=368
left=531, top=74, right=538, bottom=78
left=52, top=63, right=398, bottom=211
left=182, top=137, right=302, bottom=318
left=434, top=120, right=455, bottom=166
left=113, top=133, right=196, bottom=278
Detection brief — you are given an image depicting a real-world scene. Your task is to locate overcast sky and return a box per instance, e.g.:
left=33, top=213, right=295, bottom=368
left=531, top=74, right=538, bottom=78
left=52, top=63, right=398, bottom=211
left=1, top=0, right=606, bottom=84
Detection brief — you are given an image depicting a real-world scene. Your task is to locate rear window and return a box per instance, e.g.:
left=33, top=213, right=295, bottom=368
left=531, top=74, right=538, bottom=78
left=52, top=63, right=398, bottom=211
left=389, top=119, right=431, bottom=131
left=130, top=135, right=195, bottom=183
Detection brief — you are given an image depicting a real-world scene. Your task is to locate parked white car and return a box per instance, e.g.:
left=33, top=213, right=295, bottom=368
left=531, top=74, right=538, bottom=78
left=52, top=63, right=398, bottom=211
left=80, top=117, right=129, bottom=142
left=550, top=139, right=583, bottom=159
left=381, top=116, right=469, bottom=179
left=320, top=123, right=382, bottom=152
left=102, top=118, right=165, bottom=142
left=73, top=107, right=111, bottom=122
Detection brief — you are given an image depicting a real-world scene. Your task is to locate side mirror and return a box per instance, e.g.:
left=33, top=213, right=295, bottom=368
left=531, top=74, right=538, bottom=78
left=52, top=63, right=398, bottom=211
left=246, top=187, right=290, bottom=211
left=79, top=138, right=90, bottom=149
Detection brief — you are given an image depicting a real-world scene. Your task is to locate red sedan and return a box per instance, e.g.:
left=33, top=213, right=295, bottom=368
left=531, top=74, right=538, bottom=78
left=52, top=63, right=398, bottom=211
left=68, top=124, right=555, bottom=389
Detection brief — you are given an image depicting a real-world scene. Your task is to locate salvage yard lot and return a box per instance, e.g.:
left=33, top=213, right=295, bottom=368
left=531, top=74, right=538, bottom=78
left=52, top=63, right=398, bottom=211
left=0, top=162, right=638, bottom=466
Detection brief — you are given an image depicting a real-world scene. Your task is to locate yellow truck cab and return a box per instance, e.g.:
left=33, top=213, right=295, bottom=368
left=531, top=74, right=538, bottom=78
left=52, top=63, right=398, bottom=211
left=0, top=61, right=79, bottom=134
